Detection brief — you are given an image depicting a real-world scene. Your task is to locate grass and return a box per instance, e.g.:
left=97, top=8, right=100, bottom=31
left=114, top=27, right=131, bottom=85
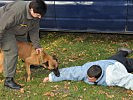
left=0, top=32, right=133, bottom=100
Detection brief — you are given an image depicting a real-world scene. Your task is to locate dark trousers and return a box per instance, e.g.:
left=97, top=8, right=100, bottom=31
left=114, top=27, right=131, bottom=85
left=108, top=51, right=133, bottom=73
left=2, top=33, right=30, bottom=77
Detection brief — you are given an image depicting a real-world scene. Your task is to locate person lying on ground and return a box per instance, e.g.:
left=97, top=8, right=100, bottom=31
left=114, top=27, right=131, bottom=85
left=43, top=48, right=133, bottom=90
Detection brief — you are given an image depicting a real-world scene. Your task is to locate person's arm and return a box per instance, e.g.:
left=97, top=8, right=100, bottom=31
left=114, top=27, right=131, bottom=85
left=28, top=20, right=41, bottom=49
left=43, top=66, right=87, bottom=82
left=0, top=10, right=19, bottom=48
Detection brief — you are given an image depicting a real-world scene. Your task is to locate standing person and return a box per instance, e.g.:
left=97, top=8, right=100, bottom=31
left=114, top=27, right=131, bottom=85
left=0, top=0, right=47, bottom=90
left=43, top=48, right=133, bottom=90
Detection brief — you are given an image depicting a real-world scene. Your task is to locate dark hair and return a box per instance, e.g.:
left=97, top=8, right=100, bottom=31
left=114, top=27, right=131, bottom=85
left=29, top=0, right=47, bottom=17
left=87, top=65, right=102, bottom=79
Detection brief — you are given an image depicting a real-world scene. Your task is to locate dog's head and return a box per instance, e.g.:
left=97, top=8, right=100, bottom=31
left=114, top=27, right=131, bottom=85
left=39, top=50, right=60, bottom=77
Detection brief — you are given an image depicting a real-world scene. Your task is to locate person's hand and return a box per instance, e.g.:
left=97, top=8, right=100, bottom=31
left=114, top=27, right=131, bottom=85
left=43, top=77, right=49, bottom=83
left=36, top=48, right=43, bottom=54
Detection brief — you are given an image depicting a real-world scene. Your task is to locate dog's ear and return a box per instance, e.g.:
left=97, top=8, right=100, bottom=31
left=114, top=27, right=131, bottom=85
left=42, top=48, right=45, bottom=52
left=42, top=48, right=47, bottom=55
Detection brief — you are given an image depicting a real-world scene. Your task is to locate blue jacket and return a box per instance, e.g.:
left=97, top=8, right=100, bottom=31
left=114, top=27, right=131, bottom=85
left=49, top=60, right=116, bottom=86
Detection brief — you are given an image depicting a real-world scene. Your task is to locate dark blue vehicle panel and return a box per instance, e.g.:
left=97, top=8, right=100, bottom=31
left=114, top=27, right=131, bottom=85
left=0, top=0, right=131, bottom=33
left=127, top=0, right=133, bottom=32
left=55, top=0, right=127, bottom=32
left=40, top=1, right=56, bottom=29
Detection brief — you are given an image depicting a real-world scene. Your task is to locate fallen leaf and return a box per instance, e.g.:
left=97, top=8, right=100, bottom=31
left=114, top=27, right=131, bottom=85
left=83, top=88, right=87, bottom=91
left=62, top=48, right=67, bottom=52
left=62, top=94, right=69, bottom=97
left=0, top=79, right=4, bottom=83
left=106, top=93, right=114, bottom=98
left=44, top=92, right=55, bottom=97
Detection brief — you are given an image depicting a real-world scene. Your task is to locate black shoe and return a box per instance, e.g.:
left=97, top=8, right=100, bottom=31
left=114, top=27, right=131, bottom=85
left=4, top=77, right=22, bottom=90
left=118, top=48, right=133, bottom=54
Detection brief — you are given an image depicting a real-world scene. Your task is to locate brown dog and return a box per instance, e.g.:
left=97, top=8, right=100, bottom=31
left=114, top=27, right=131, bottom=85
left=0, top=42, right=60, bottom=81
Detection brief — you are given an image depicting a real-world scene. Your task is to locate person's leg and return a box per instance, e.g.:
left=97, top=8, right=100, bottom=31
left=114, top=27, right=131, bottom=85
left=108, top=50, right=133, bottom=73
left=108, top=47, right=133, bottom=59
left=118, top=48, right=133, bottom=55
left=124, top=58, right=133, bottom=73
left=108, top=50, right=128, bottom=59
left=108, top=51, right=128, bottom=66
left=2, top=33, right=22, bottom=90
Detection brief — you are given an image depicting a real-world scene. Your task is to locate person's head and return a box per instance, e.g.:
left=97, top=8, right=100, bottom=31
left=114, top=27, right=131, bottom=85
left=29, top=0, right=47, bottom=19
left=87, top=65, right=102, bottom=82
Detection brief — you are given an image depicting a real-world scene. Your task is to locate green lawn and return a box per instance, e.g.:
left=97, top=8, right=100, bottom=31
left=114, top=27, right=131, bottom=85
left=0, top=32, right=133, bottom=100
